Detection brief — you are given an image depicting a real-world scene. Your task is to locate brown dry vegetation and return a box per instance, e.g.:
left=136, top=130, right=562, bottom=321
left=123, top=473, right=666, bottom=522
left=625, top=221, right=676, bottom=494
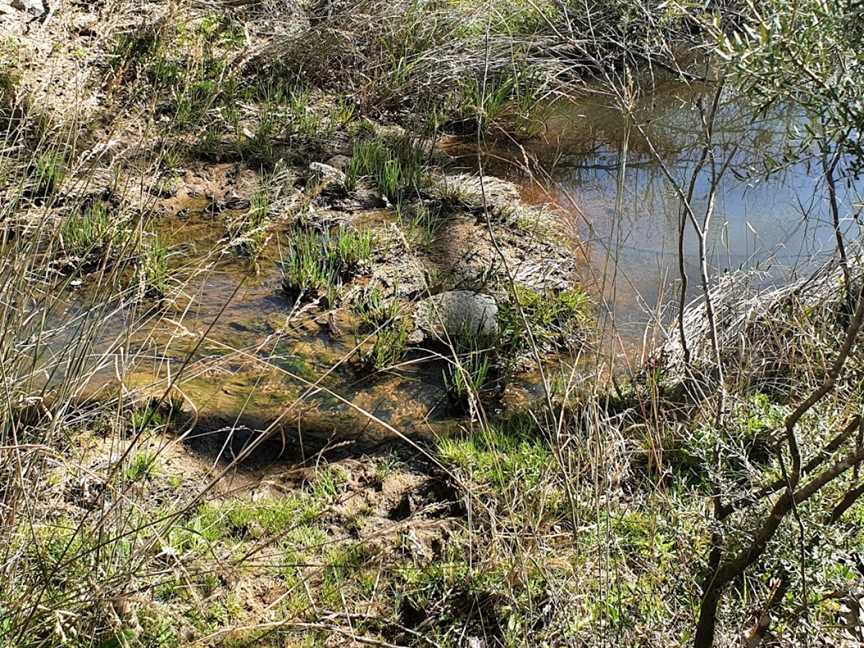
left=1, top=1, right=864, bottom=647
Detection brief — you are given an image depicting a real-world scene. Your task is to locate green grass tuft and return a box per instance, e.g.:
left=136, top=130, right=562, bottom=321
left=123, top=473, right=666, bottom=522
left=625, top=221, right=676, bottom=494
left=282, top=227, right=375, bottom=302
left=443, top=344, right=496, bottom=414
left=346, top=136, right=427, bottom=203
left=126, top=451, right=159, bottom=481
left=58, top=202, right=127, bottom=271
left=355, top=316, right=411, bottom=372
left=498, top=285, right=591, bottom=354
left=139, top=235, right=170, bottom=299
left=30, top=150, right=65, bottom=196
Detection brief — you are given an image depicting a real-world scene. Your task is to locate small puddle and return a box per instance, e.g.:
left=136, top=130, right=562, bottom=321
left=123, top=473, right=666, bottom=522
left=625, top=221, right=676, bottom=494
left=49, top=203, right=458, bottom=440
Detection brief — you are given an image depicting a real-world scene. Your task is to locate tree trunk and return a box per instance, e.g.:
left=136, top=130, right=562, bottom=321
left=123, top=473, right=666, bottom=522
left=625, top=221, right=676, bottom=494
left=694, top=585, right=722, bottom=648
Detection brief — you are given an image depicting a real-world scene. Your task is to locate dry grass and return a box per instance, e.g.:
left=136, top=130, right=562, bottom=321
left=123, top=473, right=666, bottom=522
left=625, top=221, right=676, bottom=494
left=1, top=2, right=863, bottom=648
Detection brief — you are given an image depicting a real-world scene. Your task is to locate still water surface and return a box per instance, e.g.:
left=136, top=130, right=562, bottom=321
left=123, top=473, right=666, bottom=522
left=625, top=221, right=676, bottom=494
left=510, top=83, right=862, bottom=347
left=50, top=83, right=863, bottom=434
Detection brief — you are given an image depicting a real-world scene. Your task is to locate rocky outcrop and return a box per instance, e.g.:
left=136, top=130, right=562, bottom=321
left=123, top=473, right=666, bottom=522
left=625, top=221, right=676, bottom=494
left=308, top=162, right=346, bottom=191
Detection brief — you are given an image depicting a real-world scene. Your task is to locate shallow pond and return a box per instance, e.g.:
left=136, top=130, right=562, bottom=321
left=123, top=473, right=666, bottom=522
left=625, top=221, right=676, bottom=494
left=49, top=81, right=863, bottom=442
left=455, top=81, right=863, bottom=357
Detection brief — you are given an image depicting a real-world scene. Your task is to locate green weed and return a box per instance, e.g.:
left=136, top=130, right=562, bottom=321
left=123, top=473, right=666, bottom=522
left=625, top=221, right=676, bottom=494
left=131, top=405, right=167, bottom=432
left=447, top=69, right=549, bottom=138
left=397, top=202, right=442, bottom=249
left=498, top=285, right=591, bottom=354
left=58, top=202, right=126, bottom=271
left=282, top=227, right=375, bottom=302
left=113, top=16, right=245, bottom=132
left=355, top=316, right=411, bottom=371
left=309, top=465, right=348, bottom=501
left=443, top=345, right=496, bottom=414
left=439, top=421, right=550, bottom=494
left=126, top=451, right=159, bottom=481
left=139, top=235, right=170, bottom=299
left=30, top=150, right=65, bottom=196
left=228, top=186, right=271, bottom=257
left=353, top=286, right=401, bottom=329
left=346, top=136, right=426, bottom=202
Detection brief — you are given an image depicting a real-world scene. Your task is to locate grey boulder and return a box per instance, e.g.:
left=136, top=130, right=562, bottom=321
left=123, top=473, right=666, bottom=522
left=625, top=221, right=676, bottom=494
left=413, top=291, right=498, bottom=344
left=308, top=162, right=346, bottom=191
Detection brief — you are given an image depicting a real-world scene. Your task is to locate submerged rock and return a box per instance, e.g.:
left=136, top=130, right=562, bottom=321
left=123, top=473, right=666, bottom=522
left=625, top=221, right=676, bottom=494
left=413, top=291, right=498, bottom=344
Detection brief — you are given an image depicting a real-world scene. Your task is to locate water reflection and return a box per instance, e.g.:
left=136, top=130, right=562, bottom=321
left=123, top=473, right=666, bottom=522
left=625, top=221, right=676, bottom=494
left=512, top=83, right=863, bottom=347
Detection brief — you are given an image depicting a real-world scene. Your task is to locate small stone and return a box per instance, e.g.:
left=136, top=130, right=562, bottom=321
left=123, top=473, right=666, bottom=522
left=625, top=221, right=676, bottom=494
left=308, top=162, right=346, bottom=190
left=325, top=154, right=351, bottom=171
left=11, top=0, right=42, bottom=14
left=73, top=13, right=98, bottom=35
left=414, top=291, right=498, bottom=344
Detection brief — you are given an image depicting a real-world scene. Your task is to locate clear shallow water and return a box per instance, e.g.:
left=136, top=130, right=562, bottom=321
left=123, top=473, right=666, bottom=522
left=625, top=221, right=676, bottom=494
left=496, top=83, right=864, bottom=349
left=45, top=81, right=864, bottom=434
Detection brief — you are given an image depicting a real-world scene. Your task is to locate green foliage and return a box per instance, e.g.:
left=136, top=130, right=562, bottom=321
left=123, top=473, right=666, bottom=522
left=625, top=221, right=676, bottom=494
left=112, top=15, right=245, bottom=131
left=186, top=495, right=329, bottom=548
left=455, top=73, right=548, bottom=137
left=397, top=202, right=443, bottom=249
left=438, top=416, right=554, bottom=497
left=352, top=285, right=411, bottom=372
left=353, top=286, right=400, bottom=329
left=309, top=465, right=348, bottom=501
left=126, top=451, right=159, bottom=481
left=58, top=202, right=127, bottom=271
left=498, top=285, right=591, bottom=354
left=346, top=136, right=427, bottom=202
left=282, top=227, right=375, bottom=302
left=716, top=0, right=864, bottom=168
left=355, top=316, right=411, bottom=371
left=239, top=84, right=321, bottom=161
left=139, top=236, right=170, bottom=298
left=443, top=345, right=495, bottom=414
left=393, top=538, right=473, bottom=611
left=30, top=150, right=65, bottom=196
left=450, top=0, right=561, bottom=37
left=228, top=186, right=271, bottom=256
left=131, top=405, right=168, bottom=432
left=735, top=392, right=786, bottom=440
